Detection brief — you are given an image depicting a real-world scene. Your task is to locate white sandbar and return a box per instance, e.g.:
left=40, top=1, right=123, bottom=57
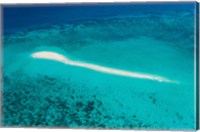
left=31, top=51, right=178, bottom=83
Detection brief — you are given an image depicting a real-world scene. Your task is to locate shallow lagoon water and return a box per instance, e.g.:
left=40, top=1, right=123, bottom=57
left=2, top=3, right=198, bottom=130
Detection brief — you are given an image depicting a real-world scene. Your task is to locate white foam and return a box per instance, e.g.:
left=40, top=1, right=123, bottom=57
left=31, top=51, right=178, bottom=83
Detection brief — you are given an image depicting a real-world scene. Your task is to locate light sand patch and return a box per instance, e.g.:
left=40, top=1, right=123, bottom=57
left=31, top=51, right=178, bottom=83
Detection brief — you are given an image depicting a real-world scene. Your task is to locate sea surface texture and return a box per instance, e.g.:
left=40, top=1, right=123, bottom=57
left=2, top=2, right=198, bottom=130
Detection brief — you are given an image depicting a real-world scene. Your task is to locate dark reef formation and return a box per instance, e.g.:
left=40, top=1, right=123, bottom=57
left=2, top=72, right=140, bottom=128
left=2, top=72, right=193, bottom=129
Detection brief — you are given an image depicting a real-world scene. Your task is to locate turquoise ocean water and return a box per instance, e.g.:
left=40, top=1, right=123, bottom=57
left=2, top=2, right=198, bottom=130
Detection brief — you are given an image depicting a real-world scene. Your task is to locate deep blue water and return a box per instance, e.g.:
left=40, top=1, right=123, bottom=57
left=3, top=2, right=195, bottom=33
